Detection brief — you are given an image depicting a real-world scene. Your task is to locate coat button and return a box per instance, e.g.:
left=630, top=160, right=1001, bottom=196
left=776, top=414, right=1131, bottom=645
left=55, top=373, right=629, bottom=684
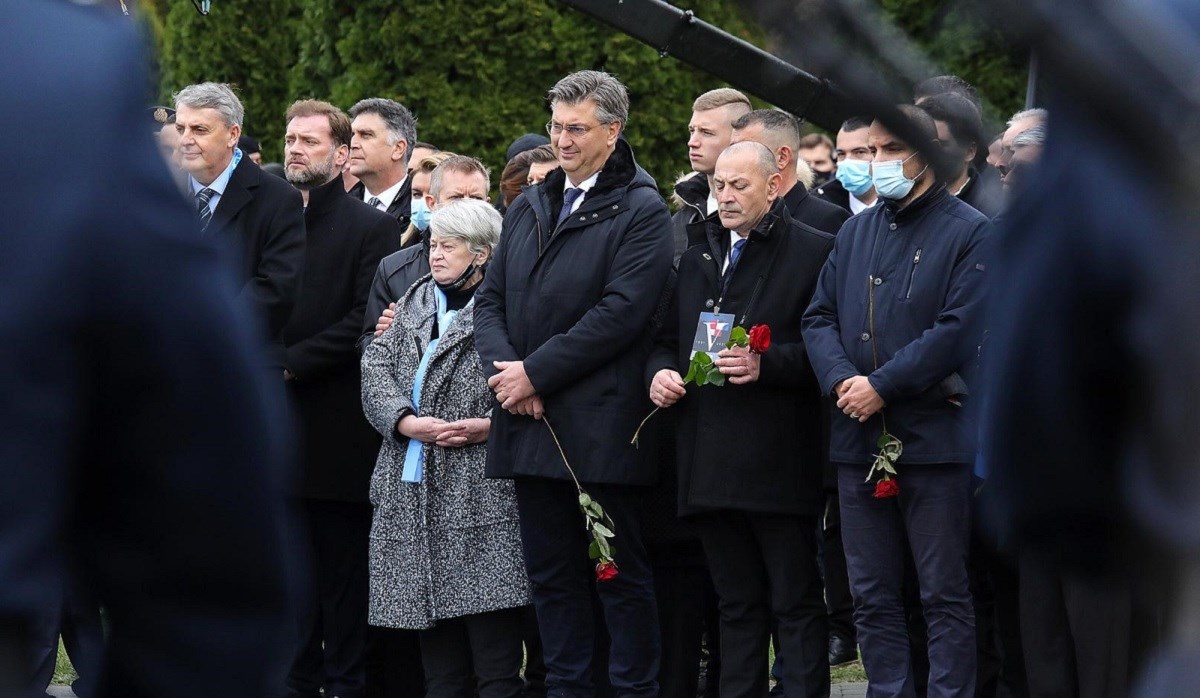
left=889, top=223, right=898, bottom=231
left=873, top=277, right=883, bottom=286
left=861, top=332, right=871, bottom=341
left=705, top=299, right=714, bottom=309
left=579, top=216, right=586, bottom=221
left=592, top=213, right=598, bottom=218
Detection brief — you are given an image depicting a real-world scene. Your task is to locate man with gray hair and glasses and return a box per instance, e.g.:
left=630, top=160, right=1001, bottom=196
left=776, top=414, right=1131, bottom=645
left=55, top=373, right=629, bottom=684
left=175, top=81, right=305, bottom=368
left=475, top=69, right=673, bottom=697
left=348, top=98, right=419, bottom=241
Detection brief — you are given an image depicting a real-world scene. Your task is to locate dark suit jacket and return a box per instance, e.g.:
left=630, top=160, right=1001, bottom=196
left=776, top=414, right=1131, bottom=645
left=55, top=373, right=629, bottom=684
left=283, top=176, right=400, bottom=502
left=357, top=241, right=430, bottom=353
left=349, top=177, right=412, bottom=244
left=783, top=183, right=851, bottom=235
left=211, top=157, right=306, bottom=365
left=815, top=178, right=851, bottom=212
left=0, top=3, right=293, bottom=694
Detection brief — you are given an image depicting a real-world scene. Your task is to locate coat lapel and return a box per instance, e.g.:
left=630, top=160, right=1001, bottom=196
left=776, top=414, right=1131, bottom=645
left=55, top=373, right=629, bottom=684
left=211, top=158, right=258, bottom=231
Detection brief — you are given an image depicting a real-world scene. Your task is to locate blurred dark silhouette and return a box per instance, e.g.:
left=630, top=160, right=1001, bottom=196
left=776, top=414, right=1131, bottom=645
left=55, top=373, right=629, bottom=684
left=0, top=2, right=294, bottom=696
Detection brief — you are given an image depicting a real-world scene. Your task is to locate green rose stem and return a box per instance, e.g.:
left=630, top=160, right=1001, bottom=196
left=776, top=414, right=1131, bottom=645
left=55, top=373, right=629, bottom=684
left=542, top=416, right=618, bottom=571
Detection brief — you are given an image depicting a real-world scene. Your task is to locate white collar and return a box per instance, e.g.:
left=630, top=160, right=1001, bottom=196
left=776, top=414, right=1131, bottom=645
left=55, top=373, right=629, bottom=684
left=849, top=192, right=877, bottom=215
left=364, top=174, right=408, bottom=207
left=564, top=170, right=600, bottom=195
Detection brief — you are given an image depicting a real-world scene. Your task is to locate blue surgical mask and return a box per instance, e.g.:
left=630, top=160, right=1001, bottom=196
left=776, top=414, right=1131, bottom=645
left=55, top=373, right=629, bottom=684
left=834, top=159, right=874, bottom=197
left=411, top=196, right=431, bottom=231
left=871, top=153, right=928, bottom=201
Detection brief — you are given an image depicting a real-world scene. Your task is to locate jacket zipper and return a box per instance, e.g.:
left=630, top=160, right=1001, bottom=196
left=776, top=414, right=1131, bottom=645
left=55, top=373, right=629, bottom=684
left=905, top=248, right=922, bottom=300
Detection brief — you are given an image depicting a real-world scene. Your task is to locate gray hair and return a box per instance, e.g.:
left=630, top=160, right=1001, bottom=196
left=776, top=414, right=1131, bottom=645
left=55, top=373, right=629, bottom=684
left=1008, top=107, right=1048, bottom=127
left=722, top=140, right=779, bottom=177
left=348, top=98, right=418, bottom=153
left=547, top=70, right=630, bottom=126
left=428, top=198, right=502, bottom=255
left=174, top=82, right=244, bottom=127
left=1012, top=124, right=1048, bottom=149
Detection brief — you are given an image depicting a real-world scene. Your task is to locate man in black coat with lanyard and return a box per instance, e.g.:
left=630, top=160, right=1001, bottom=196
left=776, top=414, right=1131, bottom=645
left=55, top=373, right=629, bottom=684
left=647, top=141, right=835, bottom=697
left=475, top=70, right=673, bottom=697
left=279, top=100, right=401, bottom=698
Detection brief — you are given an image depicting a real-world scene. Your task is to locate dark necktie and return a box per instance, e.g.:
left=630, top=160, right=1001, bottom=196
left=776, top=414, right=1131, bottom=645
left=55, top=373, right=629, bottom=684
left=366, top=196, right=383, bottom=211
left=195, top=187, right=215, bottom=231
left=557, top=187, right=584, bottom=226
left=721, top=237, right=747, bottom=291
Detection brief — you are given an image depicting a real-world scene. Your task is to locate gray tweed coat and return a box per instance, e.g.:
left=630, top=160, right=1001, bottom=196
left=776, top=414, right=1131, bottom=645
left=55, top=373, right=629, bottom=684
left=361, top=275, right=529, bottom=630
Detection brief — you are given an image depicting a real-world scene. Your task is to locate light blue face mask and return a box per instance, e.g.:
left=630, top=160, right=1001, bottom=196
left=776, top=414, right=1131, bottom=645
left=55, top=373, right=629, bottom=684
left=871, top=152, right=928, bottom=201
left=834, top=159, right=874, bottom=197
left=411, top=196, right=432, bottom=231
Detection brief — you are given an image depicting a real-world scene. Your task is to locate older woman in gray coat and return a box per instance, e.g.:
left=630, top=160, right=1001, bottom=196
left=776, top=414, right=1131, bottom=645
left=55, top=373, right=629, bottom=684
left=361, top=199, right=529, bottom=698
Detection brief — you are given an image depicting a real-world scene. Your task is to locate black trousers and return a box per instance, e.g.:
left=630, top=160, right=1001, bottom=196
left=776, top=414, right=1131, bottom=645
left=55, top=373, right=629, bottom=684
left=652, top=562, right=714, bottom=698
left=824, top=490, right=856, bottom=644
left=30, top=575, right=103, bottom=698
left=694, top=510, right=829, bottom=698
left=417, top=607, right=526, bottom=698
left=287, top=499, right=371, bottom=698
left=514, top=479, right=661, bottom=697
left=365, top=626, right=425, bottom=698
left=1019, top=550, right=1131, bottom=698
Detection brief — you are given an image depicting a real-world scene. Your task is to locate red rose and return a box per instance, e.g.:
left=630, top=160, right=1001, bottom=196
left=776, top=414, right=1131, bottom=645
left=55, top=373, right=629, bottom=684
left=873, top=477, right=900, bottom=499
left=748, top=324, right=771, bottom=354
left=595, top=560, right=619, bottom=582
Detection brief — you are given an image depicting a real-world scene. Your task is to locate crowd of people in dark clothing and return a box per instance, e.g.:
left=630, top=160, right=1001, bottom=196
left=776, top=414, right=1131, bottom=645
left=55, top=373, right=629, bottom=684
left=32, top=52, right=1148, bottom=698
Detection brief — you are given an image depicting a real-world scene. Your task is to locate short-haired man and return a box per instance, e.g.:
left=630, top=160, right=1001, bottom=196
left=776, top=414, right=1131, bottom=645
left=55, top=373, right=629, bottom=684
left=175, top=82, right=305, bottom=367
left=348, top=98, right=419, bottom=240
left=799, top=132, right=837, bottom=187
left=803, top=104, right=989, bottom=697
left=731, top=109, right=849, bottom=235
left=920, top=92, right=1004, bottom=217
left=913, top=74, right=982, bottom=111
left=359, top=155, right=490, bottom=350
left=648, top=140, right=835, bottom=696
left=279, top=99, right=401, bottom=698
left=1003, top=124, right=1046, bottom=193
left=671, top=88, right=752, bottom=263
left=995, top=108, right=1048, bottom=177
left=816, top=116, right=879, bottom=215
left=409, top=141, right=439, bottom=169
left=474, top=70, right=673, bottom=696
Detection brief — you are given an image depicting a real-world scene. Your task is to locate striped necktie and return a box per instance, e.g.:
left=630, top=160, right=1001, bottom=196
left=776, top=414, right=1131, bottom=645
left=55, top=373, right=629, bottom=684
left=366, top=196, right=383, bottom=211
left=195, top=187, right=215, bottom=231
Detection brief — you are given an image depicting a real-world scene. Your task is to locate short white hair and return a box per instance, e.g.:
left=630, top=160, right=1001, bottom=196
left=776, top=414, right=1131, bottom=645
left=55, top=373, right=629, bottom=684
left=429, top=199, right=501, bottom=255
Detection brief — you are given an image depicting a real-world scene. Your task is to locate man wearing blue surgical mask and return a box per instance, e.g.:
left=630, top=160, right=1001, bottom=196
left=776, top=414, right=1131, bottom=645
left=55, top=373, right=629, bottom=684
left=803, top=103, right=990, bottom=698
left=817, top=117, right=879, bottom=215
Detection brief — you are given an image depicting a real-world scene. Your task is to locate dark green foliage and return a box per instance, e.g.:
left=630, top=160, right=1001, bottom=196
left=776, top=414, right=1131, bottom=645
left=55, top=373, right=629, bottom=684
left=153, top=0, right=1024, bottom=180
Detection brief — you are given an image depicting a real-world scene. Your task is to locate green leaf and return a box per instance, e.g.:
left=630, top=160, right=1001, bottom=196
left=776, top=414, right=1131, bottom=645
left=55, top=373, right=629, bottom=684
left=727, top=326, right=749, bottom=348
left=586, top=502, right=604, bottom=518
left=877, top=433, right=891, bottom=449
left=588, top=540, right=601, bottom=559
left=592, top=522, right=615, bottom=538
left=695, top=370, right=708, bottom=387
left=683, top=362, right=697, bottom=383
left=694, top=352, right=713, bottom=366
left=578, top=493, right=592, bottom=508
left=596, top=535, right=611, bottom=557
left=708, top=369, right=726, bottom=387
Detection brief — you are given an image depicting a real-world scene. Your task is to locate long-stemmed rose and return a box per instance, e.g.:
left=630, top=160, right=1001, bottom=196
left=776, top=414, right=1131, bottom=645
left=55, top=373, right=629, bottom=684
left=542, top=417, right=620, bottom=580
left=631, top=324, right=771, bottom=446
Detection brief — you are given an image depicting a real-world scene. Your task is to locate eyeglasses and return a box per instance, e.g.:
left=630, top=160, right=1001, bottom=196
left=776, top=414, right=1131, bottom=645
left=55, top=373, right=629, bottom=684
left=545, top=121, right=599, bottom=138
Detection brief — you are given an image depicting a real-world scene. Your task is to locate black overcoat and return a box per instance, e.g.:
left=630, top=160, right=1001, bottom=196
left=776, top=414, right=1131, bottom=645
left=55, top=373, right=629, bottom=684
left=646, top=199, right=835, bottom=516
left=474, top=139, right=674, bottom=485
left=211, top=156, right=307, bottom=365
left=283, top=175, right=400, bottom=502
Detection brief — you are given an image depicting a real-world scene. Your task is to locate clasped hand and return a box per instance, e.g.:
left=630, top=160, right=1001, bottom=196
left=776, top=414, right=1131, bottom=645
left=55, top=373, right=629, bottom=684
left=488, top=360, right=544, bottom=419
left=397, top=415, right=491, bottom=447
left=835, top=376, right=885, bottom=422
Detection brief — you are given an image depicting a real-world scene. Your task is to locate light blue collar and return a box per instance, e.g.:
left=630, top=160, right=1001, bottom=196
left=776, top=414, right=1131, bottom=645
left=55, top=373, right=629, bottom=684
left=191, top=147, right=242, bottom=195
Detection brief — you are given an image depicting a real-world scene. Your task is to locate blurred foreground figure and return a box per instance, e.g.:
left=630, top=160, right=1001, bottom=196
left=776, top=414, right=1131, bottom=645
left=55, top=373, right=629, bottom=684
left=0, top=2, right=293, bottom=696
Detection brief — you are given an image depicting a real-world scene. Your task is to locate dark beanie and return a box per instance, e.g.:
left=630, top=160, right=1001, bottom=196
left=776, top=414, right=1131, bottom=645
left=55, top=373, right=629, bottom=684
left=506, top=133, right=551, bottom=162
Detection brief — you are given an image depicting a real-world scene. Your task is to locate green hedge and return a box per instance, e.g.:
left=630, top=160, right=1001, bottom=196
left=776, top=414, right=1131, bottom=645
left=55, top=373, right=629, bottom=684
left=153, top=0, right=1024, bottom=190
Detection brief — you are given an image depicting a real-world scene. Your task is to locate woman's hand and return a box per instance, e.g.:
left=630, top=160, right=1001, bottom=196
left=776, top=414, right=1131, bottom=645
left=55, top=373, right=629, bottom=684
left=397, top=414, right=448, bottom=443
left=433, top=418, right=492, bottom=447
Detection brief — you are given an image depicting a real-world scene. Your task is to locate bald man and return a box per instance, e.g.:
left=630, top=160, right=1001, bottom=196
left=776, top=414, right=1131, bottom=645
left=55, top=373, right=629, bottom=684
left=647, top=141, right=835, bottom=696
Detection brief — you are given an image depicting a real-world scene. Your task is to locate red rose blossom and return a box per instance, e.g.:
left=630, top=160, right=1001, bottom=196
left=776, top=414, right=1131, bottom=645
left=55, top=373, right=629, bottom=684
left=748, top=324, right=771, bottom=354
left=595, top=561, right=619, bottom=582
left=873, top=477, right=900, bottom=499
